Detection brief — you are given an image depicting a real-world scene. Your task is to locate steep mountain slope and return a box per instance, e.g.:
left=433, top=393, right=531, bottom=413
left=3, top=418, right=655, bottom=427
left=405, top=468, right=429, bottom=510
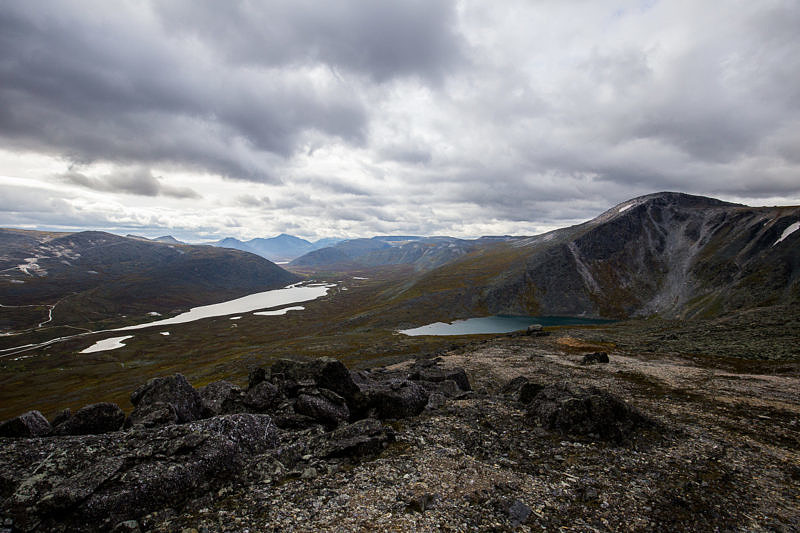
left=0, top=229, right=301, bottom=327
left=382, top=193, right=800, bottom=321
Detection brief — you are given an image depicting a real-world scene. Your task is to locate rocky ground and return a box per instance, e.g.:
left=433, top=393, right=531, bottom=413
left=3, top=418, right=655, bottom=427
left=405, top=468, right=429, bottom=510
left=1, top=325, right=799, bottom=532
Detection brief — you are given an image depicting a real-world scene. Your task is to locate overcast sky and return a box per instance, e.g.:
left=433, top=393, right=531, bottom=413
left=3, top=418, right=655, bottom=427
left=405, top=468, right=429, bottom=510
left=1, top=1, right=798, bottom=241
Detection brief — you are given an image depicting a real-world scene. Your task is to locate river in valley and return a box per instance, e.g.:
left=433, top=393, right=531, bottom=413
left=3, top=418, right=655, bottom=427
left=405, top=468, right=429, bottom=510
left=1, top=282, right=335, bottom=357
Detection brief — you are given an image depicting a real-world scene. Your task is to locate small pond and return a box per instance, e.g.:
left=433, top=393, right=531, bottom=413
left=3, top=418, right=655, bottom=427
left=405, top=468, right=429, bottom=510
left=399, top=315, right=614, bottom=336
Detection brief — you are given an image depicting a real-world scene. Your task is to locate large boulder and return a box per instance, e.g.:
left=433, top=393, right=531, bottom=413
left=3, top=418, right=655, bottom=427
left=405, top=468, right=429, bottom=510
left=315, top=418, right=395, bottom=459
left=418, top=379, right=463, bottom=398
left=358, top=378, right=429, bottom=420
left=526, top=324, right=548, bottom=336
left=502, top=377, right=545, bottom=404
left=244, top=381, right=282, bottom=412
left=526, top=383, right=650, bottom=443
left=0, top=411, right=51, bottom=438
left=54, top=403, right=125, bottom=436
left=581, top=352, right=610, bottom=365
left=129, top=374, right=204, bottom=426
left=125, top=402, right=178, bottom=429
left=0, top=414, right=278, bottom=532
left=295, top=388, right=350, bottom=428
left=270, top=357, right=360, bottom=405
left=199, top=381, right=246, bottom=416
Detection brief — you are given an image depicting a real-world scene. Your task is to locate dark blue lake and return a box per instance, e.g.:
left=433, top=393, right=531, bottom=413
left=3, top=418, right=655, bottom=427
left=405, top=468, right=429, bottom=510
left=398, top=315, right=614, bottom=336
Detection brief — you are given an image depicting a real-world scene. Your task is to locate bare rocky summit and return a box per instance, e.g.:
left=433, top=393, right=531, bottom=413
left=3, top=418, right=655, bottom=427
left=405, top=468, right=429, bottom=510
left=1, top=328, right=798, bottom=532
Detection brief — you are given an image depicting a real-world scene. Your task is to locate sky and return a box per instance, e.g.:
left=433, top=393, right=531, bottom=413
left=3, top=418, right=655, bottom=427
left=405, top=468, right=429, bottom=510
left=1, top=0, right=799, bottom=242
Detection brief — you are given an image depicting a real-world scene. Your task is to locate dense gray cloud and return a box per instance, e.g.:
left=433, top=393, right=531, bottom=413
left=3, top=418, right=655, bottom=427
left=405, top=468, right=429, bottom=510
left=0, top=2, right=371, bottom=179
left=0, top=0, right=798, bottom=240
left=61, top=167, right=200, bottom=199
left=154, top=0, right=464, bottom=82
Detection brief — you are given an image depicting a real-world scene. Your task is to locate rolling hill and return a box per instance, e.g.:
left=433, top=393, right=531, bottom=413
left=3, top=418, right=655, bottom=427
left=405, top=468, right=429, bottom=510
left=0, top=229, right=301, bottom=329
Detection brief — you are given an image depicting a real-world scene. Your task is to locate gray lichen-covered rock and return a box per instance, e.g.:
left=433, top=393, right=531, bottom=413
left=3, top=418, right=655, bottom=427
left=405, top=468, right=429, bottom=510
left=359, top=378, right=429, bottom=420
left=526, top=382, right=650, bottom=443
left=54, top=402, right=125, bottom=436
left=129, top=373, right=204, bottom=425
left=244, top=380, right=282, bottom=412
left=295, top=388, right=350, bottom=428
left=0, top=414, right=278, bottom=532
left=0, top=411, right=51, bottom=438
left=126, top=401, right=178, bottom=429
left=312, top=418, right=395, bottom=459
left=199, top=380, right=247, bottom=416
left=418, top=379, right=462, bottom=398
left=412, top=367, right=471, bottom=392
left=270, top=357, right=361, bottom=405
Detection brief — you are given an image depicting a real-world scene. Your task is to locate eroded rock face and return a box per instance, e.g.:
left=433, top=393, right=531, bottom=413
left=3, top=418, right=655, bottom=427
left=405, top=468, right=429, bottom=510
left=0, top=414, right=278, bottom=532
left=54, top=402, right=125, bottom=436
left=526, top=383, right=650, bottom=443
left=129, top=373, right=205, bottom=426
left=0, top=411, right=51, bottom=438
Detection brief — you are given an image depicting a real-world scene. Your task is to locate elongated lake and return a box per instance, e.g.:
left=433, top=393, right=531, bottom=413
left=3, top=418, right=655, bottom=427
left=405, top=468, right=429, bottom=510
left=399, top=315, right=614, bottom=336
left=116, top=283, right=333, bottom=331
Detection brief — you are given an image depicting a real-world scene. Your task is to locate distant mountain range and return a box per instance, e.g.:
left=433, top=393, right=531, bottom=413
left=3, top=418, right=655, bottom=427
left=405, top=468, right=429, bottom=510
left=289, top=235, right=515, bottom=271
left=0, top=230, right=300, bottom=328
left=210, top=234, right=342, bottom=262
left=127, top=234, right=187, bottom=245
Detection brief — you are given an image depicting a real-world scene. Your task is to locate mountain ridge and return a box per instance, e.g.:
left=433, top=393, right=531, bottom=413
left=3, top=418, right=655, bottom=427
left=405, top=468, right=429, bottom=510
left=372, top=192, right=800, bottom=323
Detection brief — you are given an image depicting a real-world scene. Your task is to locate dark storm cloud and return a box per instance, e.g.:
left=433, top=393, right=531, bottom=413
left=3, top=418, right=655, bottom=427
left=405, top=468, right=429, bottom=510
left=60, top=167, right=200, bottom=199
left=154, top=0, right=464, bottom=82
left=0, top=1, right=385, bottom=179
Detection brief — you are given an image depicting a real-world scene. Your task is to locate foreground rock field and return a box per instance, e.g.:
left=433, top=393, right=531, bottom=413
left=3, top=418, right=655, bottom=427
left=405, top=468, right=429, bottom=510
left=1, top=326, right=798, bottom=532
